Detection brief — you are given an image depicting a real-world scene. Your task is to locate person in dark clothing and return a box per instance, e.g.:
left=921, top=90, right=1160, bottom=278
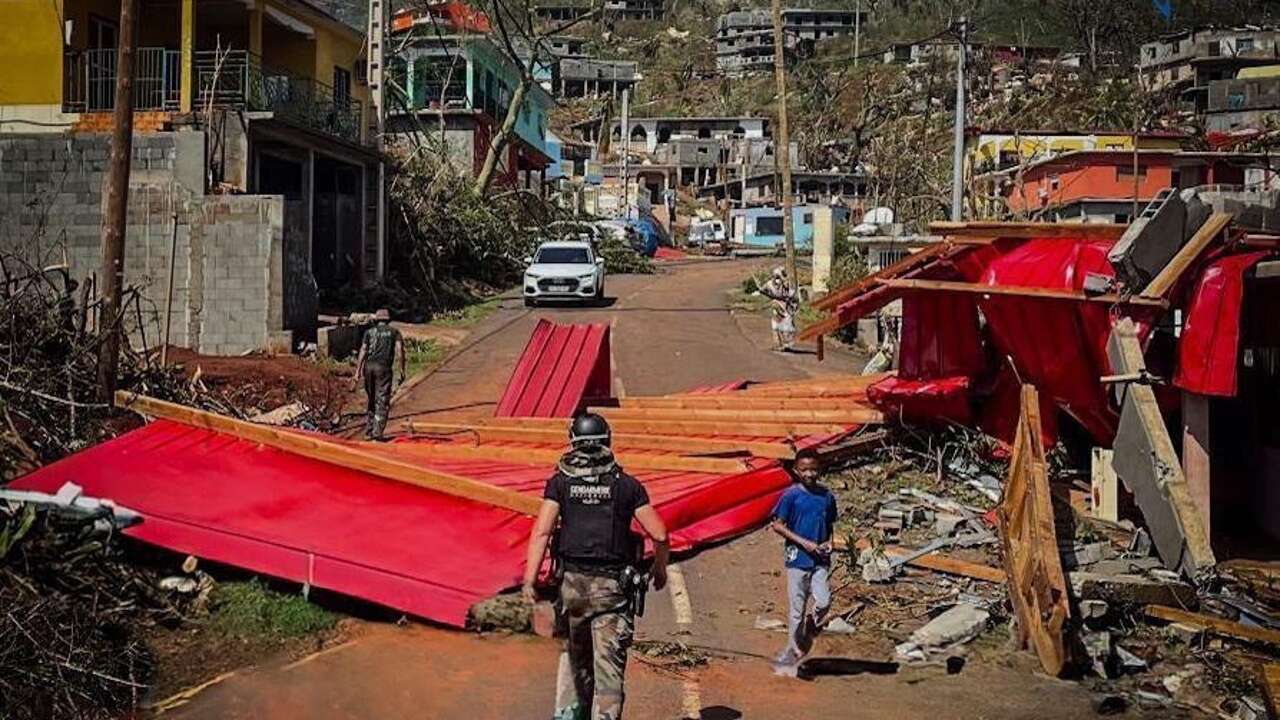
left=522, top=413, right=670, bottom=720
left=352, top=308, right=405, bottom=440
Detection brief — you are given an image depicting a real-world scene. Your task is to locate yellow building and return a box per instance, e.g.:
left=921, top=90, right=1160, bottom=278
left=0, top=0, right=386, bottom=355
left=0, top=0, right=371, bottom=142
left=966, top=130, right=1189, bottom=176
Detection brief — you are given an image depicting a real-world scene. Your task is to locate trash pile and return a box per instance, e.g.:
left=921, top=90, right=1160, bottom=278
left=0, top=484, right=202, bottom=720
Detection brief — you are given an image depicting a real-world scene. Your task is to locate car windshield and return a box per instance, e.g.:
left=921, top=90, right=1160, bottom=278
left=536, top=247, right=591, bottom=264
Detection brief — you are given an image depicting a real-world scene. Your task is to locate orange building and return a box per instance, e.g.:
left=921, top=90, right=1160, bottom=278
left=982, top=149, right=1275, bottom=224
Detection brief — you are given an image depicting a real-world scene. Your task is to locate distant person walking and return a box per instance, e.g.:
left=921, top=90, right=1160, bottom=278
left=757, top=266, right=798, bottom=351
left=769, top=448, right=837, bottom=677
left=353, top=308, right=405, bottom=440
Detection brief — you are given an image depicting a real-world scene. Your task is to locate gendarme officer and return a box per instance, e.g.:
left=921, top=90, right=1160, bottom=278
left=522, top=413, right=669, bottom=720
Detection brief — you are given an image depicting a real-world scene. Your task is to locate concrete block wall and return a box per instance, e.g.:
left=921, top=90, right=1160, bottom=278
left=0, top=131, right=295, bottom=356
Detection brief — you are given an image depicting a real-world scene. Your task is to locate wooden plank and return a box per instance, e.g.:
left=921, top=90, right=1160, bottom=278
left=1090, top=447, right=1119, bottom=522
left=406, top=422, right=796, bottom=459
left=929, top=221, right=1128, bottom=240
left=590, top=406, right=884, bottom=425
left=841, top=536, right=1005, bottom=584
left=1145, top=605, right=1280, bottom=647
left=998, top=384, right=1071, bottom=677
left=1140, top=212, right=1233, bottom=299
left=811, top=242, right=954, bottom=311
left=1261, top=663, right=1280, bottom=719
left=478, top=416, right=852, bottom=437
left=881, top=278, right=1167, bottom=307
left=389, top=442, right=750, bottom=474
left=620, top=396, right=860, bottom=410
left=114, top=392, right=542, bottom=515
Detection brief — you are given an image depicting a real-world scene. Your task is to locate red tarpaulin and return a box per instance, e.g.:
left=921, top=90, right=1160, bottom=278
left=11, top=420, right=838, bottom=627
left=1175, top=251, right=1268, bottom=397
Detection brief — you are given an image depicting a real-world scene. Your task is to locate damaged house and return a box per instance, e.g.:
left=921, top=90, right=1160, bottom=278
left=803, top=189, right=1280, bottom=576
left=0, top=0, right=383, bottom=355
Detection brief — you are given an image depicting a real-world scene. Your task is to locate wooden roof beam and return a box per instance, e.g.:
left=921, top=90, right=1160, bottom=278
left=929, top=221, right=1128, bottom=241
left=880, top=278, right=1168, bottom=307
left=115, top=392, right=542, bottom=515
left=406, top=422, right=797, bottom=459
left=390, top=442, right=751, bottom=475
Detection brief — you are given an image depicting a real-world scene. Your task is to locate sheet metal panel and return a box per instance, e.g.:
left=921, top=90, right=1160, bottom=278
left=494, top=319, right=612, bottom=418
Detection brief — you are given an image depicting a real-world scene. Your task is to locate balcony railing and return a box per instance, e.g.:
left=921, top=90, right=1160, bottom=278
left=194, top=50, right=364, bottom=145
left=63, top=47, right=181, bottom=112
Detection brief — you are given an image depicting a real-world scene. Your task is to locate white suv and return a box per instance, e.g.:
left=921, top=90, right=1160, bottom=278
left=523, top=241, right=606, bottom=306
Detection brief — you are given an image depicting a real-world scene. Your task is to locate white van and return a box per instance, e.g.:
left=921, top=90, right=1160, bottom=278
left=688, top=219, right=727, bottom=246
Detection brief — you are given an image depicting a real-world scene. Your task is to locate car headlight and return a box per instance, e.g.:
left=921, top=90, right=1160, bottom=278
left=578, top=274, right=596, bottom=282
left=525, top=272, right=541, bottom=280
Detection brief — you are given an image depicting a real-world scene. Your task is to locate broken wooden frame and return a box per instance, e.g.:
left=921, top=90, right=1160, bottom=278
left=589, top=406, right=885, bottom=425
left=998, top=384, right=1071, bottom=677
left=115, top=392, right=543, bottom=515
left=880, top=278, right=1168, bottom=307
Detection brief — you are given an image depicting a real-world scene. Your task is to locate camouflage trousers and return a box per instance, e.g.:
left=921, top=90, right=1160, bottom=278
left=560, top=571, right=635, bottom=720
left=363, top=364, right=393, bottom=439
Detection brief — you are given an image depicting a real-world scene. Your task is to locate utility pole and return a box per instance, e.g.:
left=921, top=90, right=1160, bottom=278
left=367, top=0, right=387, bottom=280
left=769, top=0, right=797, bottom=283
left=620, top=87, right=630, bottom=219
left=853, top=0, right=861, bottom=69
left=949, top=15, right=967, bottom=222
left=96, top=0, right=138, bottom=402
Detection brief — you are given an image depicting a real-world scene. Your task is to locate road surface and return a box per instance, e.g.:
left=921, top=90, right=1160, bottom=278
left=165, top=259, right=1137, bottom=720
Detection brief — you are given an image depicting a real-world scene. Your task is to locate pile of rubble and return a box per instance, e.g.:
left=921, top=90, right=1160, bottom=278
left=814, top=392, right=1280, bottom=718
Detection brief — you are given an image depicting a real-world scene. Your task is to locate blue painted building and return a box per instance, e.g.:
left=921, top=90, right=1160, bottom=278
left=729, top=205, right=850, bottom=249
left=387, top=34, right=556, bottom=183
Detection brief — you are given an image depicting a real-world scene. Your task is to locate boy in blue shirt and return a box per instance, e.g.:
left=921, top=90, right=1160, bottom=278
left=769, top=448, right=837, bottom=676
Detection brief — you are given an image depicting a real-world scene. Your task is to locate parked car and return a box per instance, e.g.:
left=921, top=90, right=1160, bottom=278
left=522, top=241, right=606, bottom=307
left=688, top=219, right=727, bottom=247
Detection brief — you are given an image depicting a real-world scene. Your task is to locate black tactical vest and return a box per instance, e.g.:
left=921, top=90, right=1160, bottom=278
left=556, top=470, right=641, bottom=567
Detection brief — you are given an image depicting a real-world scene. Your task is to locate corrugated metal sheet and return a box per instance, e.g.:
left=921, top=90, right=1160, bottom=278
left=1174, top=250, right=1267, bottom=396
left=494, top=319, right=612, bottom=418
left=10, top=420, right=854, bottom=627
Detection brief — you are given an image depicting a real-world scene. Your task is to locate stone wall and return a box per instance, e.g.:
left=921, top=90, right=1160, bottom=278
left=0, top=131, right=306, bottom=355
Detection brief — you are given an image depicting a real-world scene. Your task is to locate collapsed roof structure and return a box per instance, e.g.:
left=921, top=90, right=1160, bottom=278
left=803, top=188, right=1280, bottom=584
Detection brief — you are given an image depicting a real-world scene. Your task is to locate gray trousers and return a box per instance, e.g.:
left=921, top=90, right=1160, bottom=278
left=781, top=565, right=831, bottom=661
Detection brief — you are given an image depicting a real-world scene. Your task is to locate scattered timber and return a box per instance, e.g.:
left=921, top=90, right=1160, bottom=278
left=478, top=415, right=852, bottom=437
left=405, top=421, right=796, bottom=459
left=1145, top=605, right=1280, bottom=647
left=389, top=442, right=750, bottom=474
left=880, top=278, right=1166, bottom=307
left=590, top=406, right=885, bottom=425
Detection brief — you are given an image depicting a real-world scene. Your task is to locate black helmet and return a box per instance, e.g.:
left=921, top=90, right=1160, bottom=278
left=569, top=413, right=611, bottom=448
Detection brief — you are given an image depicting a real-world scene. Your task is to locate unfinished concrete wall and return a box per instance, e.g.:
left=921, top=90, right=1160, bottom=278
left=0, top=131, right=302, bottom=355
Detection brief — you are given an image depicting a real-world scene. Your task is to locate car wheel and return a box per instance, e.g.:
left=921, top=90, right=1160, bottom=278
left=524, top=298, right=537, bottom=308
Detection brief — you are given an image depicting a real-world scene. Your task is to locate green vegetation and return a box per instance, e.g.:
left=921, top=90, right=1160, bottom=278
left=403, top=337, right=448, bottom=380
left=208, top=579, right=336, bottom=640
left=431, top=297, right=503, bottom=328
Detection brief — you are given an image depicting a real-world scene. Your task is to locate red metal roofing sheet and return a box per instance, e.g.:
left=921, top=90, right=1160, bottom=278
left=494, top=319, right=612, bottom=418
left=1174, top=250, right=1268, bottom=396
left=11, top=420, right=853, bottom=627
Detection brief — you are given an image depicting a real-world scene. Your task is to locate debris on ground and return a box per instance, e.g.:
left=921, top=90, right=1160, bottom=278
left=633, top=640, right=710, bottom=669
left=0, top=500, right=187, bottom=719
left=894, top=602, right=991, bottom=664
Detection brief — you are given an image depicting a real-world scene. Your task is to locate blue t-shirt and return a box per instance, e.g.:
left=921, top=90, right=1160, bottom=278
left=772, top=483, right=838, bottom=569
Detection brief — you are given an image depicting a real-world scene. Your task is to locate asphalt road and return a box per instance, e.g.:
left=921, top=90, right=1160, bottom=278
left=165, top=259, right=1150, bottom=720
